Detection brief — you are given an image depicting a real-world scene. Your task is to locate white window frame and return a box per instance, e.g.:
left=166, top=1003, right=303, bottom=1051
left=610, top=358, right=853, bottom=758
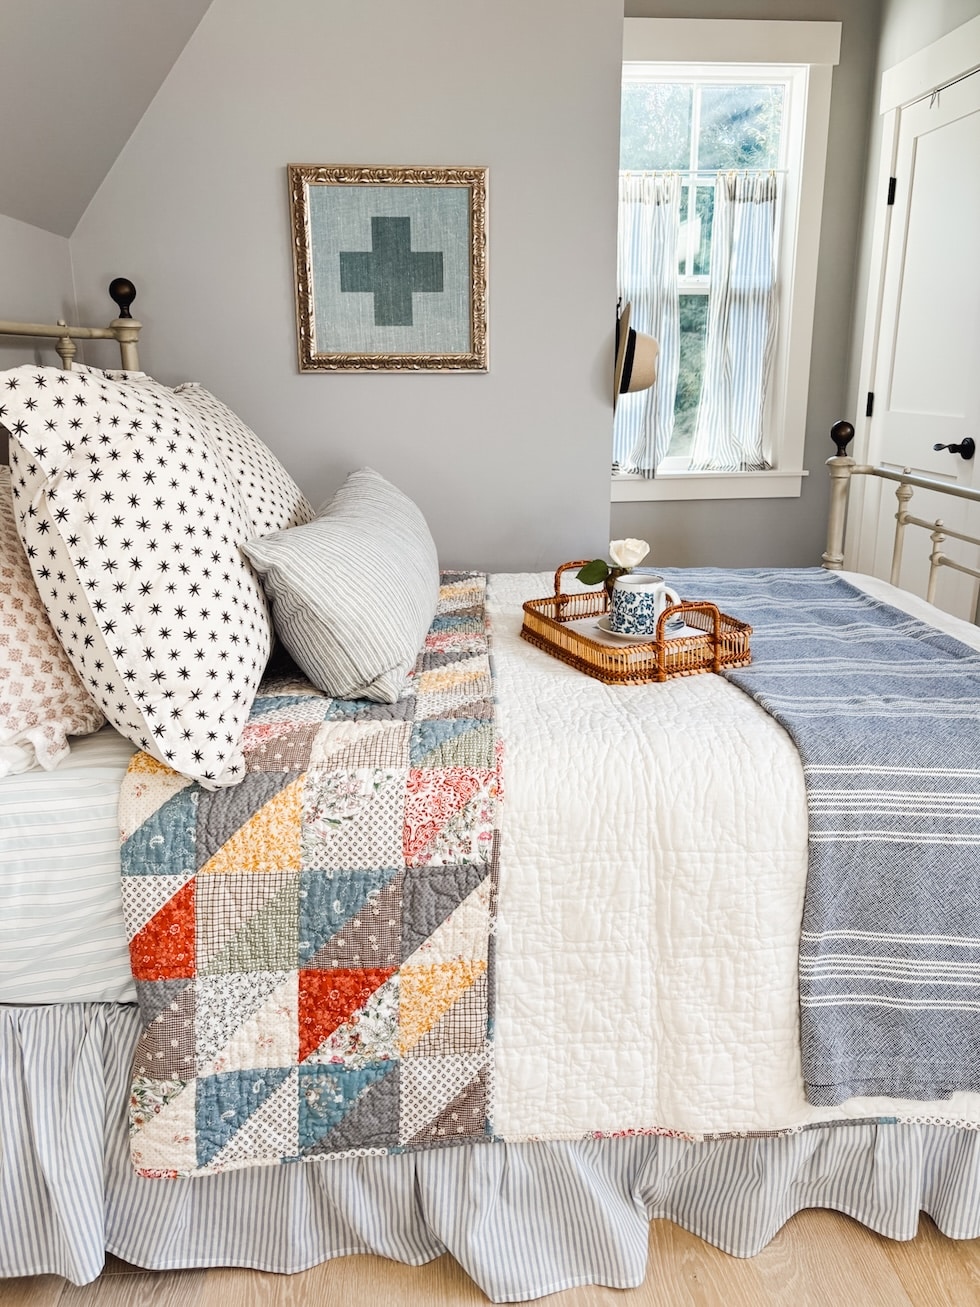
left=613, top=18, right=841, bottom=504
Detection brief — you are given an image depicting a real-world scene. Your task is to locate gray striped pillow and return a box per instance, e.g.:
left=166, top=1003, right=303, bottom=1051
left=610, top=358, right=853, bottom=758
left=242, top=468, right=439, bottom=703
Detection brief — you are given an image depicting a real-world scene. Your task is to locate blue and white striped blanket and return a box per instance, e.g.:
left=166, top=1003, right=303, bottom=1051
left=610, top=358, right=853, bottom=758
left=668, top=568, right=980, bottom=1106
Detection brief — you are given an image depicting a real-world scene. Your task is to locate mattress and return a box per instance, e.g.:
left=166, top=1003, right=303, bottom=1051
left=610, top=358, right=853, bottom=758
left=3, top=567, right=978, bottom=1032
left=0, top=726, right=137, bottom=1004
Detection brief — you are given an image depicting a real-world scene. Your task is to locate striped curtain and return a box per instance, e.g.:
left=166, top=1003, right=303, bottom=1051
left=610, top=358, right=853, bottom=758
left=689, top=172, right=779, bottom=472
left=613, top=173, right=681, bottom=477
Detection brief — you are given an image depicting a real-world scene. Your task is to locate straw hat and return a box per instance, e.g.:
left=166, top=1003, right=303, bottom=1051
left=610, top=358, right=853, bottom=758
left=613, top=301, right=659, bottom=409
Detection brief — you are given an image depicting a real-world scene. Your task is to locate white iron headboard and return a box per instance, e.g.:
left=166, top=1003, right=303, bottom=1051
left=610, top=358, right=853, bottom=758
left=0, top=278, right=141, bottom=371
left=823, top=420, right=980, bottom=615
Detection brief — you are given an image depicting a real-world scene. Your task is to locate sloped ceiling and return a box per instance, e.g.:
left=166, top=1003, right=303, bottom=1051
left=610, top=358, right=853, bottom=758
left=0, top=0, right=212, bottom=236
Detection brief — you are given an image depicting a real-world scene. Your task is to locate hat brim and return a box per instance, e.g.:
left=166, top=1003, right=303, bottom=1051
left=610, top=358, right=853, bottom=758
left=613, top=301, right=631, bottom=411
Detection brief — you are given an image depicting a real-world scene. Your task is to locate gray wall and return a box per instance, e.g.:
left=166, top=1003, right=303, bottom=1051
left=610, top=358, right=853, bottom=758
left=613, top=0, right=883, bottom=569
left=876, top=0, right=980, bottom=68
left=0, top=1, right=212, bottom=236
left=69, top=0, right=623, bottom=573
left=0, top=213, right=75, bottom=462
left=0, top=214, right=75, bottom=369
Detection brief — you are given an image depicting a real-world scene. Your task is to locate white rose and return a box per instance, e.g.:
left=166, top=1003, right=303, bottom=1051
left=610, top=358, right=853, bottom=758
left=608, top=538, right=650, bottom=569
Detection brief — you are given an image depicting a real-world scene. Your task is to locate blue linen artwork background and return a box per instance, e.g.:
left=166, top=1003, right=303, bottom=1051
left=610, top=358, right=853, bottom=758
left=308, top=184, right=471, bottom=354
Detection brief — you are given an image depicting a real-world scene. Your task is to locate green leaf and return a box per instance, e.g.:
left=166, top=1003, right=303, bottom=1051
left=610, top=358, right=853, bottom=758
left=576, top=559, right=610, bottom=586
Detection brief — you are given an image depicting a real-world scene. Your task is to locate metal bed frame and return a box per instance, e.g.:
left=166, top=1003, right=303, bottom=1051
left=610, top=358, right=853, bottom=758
left=0, top=277, right=141, bottom=371
left=823, top=420, right=980, bottom=617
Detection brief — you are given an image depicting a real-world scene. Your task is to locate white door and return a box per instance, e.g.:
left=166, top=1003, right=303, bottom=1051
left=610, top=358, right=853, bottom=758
left=860, top=68, right=980, bottom=620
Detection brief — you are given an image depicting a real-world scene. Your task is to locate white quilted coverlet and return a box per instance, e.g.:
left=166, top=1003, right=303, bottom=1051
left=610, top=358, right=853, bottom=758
left=487, top=572, right=980, bottom=1137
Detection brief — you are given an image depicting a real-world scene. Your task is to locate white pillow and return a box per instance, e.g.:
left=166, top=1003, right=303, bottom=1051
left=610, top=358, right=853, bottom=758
left=2, top=365, right=272, bottom=787
left=72, top=368, right=313, bottom=539
left=242, top=468, right=439, bottom=703
left=173, top=383, right=313, bottom=536
left=0, top=464, right=104, bottom=774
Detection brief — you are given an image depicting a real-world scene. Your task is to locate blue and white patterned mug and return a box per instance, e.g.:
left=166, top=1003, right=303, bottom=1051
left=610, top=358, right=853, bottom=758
left=609, top=573, right=681, bottom=636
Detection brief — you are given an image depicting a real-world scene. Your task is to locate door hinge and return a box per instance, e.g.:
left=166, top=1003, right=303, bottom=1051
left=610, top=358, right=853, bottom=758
left=887, top=177, right=897, bottom=205
left=866, top=391, right=875, bottom=417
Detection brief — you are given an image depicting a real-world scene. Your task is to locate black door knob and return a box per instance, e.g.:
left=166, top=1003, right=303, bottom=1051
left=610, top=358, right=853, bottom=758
left=933, top=437, right=975, bottom=461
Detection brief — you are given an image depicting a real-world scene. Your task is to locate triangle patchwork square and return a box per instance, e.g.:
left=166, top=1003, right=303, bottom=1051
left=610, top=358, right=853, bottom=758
left=403, top=770, right=486, bottom=866
left=121, top=787, right=197, bottom=879
left=241, top=720, right=320, bottom=774
left=122, top=872, right=195, bottom=942
left=207, top=1067, right=300, bottom=1171
left=132, top=980, right=197, bottom=1081
left=298, top=967, right=397, bottom=1062
left=398, top=1052, right=487, bottom=1144
left=301, top=769, right=406, bottom=871
left=406, top=1064, right=489, bottom=1147
left=195, top=871, right=296, bottom=971
left=129, top=879, right=196, bottom=982
left=403, top=877, right=491, bottom=968
left=195, top=970, right=290, bottom=1069
left=398, top=959, right=487, bottom=1056
left=198, top=972, right=298, bottom=1077
left=195, top=1066, right=294, bottom=1171
left=129, top=1076, right=197, bottom=1177
left=297, top=1062, right=397, bottom=1153
left=401, top=863, right=488, bottom=959
left=202, top=875, right=299, bottom=975
left=406, top=972, right=488, bottom=1058
left=304, top=972, right=400, bottom=1067
left=302, top=871, right=402, bottom=970
left=199, top=776, right=304, bottom=875
left=119, top=764, right=194, bottom=842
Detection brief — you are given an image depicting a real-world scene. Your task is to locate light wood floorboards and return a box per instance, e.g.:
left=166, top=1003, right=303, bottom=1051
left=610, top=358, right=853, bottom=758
left=3, top=1210, right=980, bottom=1306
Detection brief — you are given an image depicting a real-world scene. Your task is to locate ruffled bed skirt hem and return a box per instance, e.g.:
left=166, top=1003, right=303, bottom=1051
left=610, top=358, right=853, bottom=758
left=4, top=1003, right=980, bottom=1302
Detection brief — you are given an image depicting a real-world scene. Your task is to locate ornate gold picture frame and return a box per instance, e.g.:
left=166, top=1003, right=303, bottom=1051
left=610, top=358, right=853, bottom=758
left=288, top=164, right=488, bottom=372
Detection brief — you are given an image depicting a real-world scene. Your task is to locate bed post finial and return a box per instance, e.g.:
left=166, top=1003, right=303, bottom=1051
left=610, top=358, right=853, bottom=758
left=822, top=420, right=856, bottom=571
left=830, top=420, right=854, bottom=457
left=108, top=278, right=136, bottom=319
left=107, top=278, right=141, bottom=371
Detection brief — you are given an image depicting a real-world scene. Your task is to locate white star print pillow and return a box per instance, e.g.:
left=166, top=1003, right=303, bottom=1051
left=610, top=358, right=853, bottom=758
left=172, top=383, right=313, bottom=536
left=2, top=365, right=272, bottom=788
left=72, top=367, right=313, bottom=538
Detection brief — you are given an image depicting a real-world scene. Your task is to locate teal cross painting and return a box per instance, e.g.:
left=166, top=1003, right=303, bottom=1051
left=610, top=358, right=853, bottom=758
left=288, top=165, right=488, bottom=372
left=339, top=216, right=443, bottom=327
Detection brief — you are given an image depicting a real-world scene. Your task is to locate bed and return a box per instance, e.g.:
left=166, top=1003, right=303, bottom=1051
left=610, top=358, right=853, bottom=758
left=3, top=286, right=980, bottom=1302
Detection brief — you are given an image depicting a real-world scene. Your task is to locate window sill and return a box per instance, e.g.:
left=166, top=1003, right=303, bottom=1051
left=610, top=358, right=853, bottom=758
left=611, top=469, right=808, bottom=502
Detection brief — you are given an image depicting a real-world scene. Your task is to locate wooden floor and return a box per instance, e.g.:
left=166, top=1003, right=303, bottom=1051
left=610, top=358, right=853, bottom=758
left=2, top=1210, right=980, bottom=1307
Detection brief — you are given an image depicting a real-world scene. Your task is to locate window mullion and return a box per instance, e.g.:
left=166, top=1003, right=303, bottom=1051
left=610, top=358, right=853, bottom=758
left=685, top=87, right=703, bottom=277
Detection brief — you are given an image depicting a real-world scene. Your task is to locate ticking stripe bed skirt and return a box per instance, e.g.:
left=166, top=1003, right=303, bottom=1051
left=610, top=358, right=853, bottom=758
left=4, top=1005, right=980, bottom=1301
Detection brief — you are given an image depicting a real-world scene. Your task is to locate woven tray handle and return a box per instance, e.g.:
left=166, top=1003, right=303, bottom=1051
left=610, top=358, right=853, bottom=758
left=552, top=560, right=601, bottom=616
left=657, top=601, right=724, bottom=673
left=553, top=560, right=595, bottom=593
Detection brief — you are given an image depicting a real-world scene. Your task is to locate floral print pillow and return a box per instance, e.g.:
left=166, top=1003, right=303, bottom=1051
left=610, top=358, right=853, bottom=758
left=0, top=463, right=104, bottom=774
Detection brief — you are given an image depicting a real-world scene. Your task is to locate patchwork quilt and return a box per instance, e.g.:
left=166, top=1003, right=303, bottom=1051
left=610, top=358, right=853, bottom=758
left=119, top=573, right=502, bottom=1178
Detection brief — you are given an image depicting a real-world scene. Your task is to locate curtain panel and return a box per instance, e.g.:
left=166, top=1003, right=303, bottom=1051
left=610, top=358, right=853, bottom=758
left=613, top=173, right=681, bottom=477
left=689, top=172, right=779, bottom=473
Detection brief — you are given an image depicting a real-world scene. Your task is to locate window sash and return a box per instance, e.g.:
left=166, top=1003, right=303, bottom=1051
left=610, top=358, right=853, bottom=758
left=613, top=21, right=841, bottom=501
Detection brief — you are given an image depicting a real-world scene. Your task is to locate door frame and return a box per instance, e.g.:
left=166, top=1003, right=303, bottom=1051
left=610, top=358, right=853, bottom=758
left=848, top=14, right=980, bottom=573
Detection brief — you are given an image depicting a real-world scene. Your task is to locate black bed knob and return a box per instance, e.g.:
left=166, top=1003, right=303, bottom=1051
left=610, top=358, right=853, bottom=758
left=108, top=278, right=137, bottom=319
left=830, top=420, right=855, bottom=457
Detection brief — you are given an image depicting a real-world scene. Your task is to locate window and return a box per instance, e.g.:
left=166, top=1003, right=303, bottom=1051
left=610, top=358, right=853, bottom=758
left=612, top=20, right=841, bottom=504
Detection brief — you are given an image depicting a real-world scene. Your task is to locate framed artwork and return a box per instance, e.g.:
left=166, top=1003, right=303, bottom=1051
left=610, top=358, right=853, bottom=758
left=288, top=164, right=488, bottom=372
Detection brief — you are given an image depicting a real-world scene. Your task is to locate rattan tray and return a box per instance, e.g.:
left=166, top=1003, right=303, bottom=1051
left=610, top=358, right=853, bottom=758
left=520, top=561, right=752, bottom=685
